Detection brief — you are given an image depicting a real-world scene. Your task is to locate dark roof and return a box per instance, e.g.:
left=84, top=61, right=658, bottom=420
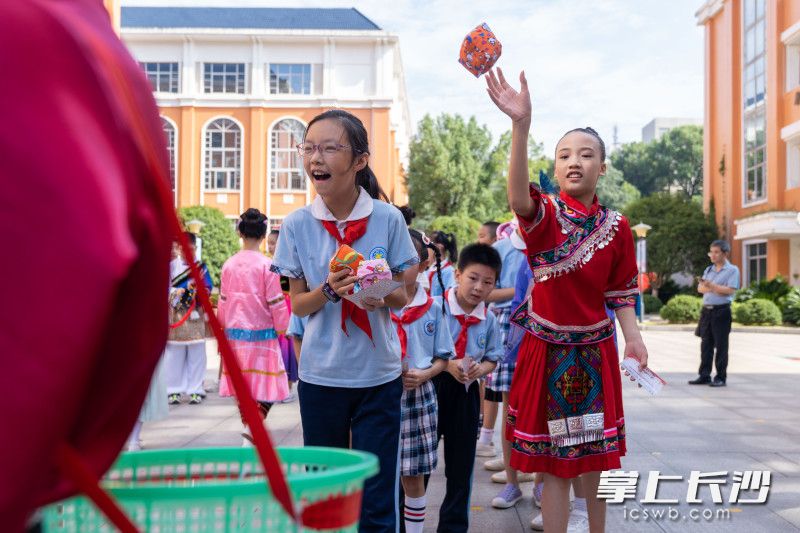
left=121, top=7, right=381, bottom=31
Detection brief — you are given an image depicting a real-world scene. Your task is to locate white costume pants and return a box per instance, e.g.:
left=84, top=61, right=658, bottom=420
left=164, top=341, right=206, bottom=395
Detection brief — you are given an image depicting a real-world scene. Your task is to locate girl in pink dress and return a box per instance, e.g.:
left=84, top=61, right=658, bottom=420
left=218, top=208, right=290, bottom=439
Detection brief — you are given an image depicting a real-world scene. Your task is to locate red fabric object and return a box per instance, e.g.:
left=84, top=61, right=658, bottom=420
left=454, top=315, right=481, bottom=359
left=0, top=1, right=172, bottom=528
left=390, top=298, right=434, bottom=359
left=506, top=189, right=638, bottom=478
left=321, top=219, right=374, bottom=341
left=301, top=490, right=364, bottom=530
left=458, top=22, right=502, bottom=77
left=506, top=335, right=625, bottom=478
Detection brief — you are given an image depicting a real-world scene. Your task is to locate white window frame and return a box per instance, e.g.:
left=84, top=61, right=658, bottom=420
left=268, top=117, right=307, bottom=193
left=742, top=239, right=768, bottom=287
left=268, top=63, right=313, bottom=95
left=202, top=63, right=247, bottom=95
left=782, top=19, right=800, bottom=91
left=202, top=117, right=243, bottom=193
left=141, top=62, right=180, bottom=93
left=742, top=0, right=768, bottom=207
left=160, top=116, right=178, bottom=206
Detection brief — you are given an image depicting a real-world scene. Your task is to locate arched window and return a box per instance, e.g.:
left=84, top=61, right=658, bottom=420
left=270, top=118, right=305, bottom=191
left=204, top=118, right=241, bottom=190
left=161, top=117, right=176, bottom=192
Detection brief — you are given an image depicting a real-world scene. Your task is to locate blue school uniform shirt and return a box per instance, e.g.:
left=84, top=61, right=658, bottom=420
left=491, top=236, right=527, bottom=308
left=504, top=261, right=533, bottom=364
left=429, top=263, right=456, bottom=297
left=286, top=313, right=307, bottom=339
left=394, top=284, right=454, bottom=370
left=442, top=289, right=504, bottom=363
left=271, top=187, right=419, bottom=388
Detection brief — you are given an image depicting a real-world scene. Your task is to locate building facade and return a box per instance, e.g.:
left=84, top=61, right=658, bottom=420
left=697, top=0, right=800, bottom=287
left=120, top=7, right=411, bottom=227
left=641, top=117, right=703, bottom=143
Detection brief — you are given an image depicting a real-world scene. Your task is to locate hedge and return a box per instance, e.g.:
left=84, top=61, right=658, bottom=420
left=659, top=295, right=703, bottom=324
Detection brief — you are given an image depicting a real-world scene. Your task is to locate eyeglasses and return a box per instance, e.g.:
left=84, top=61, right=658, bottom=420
left=296, top=142, right=352, bottom=157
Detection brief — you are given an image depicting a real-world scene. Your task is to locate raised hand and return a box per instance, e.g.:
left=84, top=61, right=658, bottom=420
left=485, top=68, right=531, bottom=124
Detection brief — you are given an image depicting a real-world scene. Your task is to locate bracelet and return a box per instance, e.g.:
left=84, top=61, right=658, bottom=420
left=321, top=281, right=341, bottom=303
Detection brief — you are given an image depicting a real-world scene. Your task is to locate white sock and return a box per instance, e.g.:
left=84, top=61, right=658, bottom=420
left=478, top=428, right=494, bottom=445
left=404, top=495, right=426, bottom=533
left=573, top=496, right=587, bottom=513
left=127, top=421, right=143, bottom=450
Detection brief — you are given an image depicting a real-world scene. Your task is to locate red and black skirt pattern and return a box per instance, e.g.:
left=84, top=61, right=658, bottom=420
left=505, top=334, right=626, bottom=478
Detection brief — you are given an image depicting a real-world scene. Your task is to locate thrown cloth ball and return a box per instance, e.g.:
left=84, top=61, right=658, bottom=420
left=458, top=22, right=502, bottom=77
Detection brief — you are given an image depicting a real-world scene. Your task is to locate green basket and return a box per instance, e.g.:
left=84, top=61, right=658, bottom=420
left=42, top=446, right=378, bottom=532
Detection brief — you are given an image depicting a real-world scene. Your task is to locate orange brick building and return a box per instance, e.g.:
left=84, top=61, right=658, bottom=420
left=697, top=0, right=800, bottom=286
left=109, top=6, right=410, bottom=228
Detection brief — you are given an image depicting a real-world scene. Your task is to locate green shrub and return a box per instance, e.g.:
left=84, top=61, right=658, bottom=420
left=428, top=215, right=483, bottom=252
left=177, top=206, right=240, bottom=287
left=733, top=298, right=782, bottom=326
left=777, top=287, right=800, bottom=326
left=659, top=295, right=703, bottom=323
left=735, top=275, right=791, bottom=304
left=643, top=294, right=663, bottom=314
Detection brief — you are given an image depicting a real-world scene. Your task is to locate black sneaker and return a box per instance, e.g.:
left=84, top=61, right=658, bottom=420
left=709, top=377, right=727, bottom=387
left=189, top=393, right=203, bottom=404
left=168, top=393, right=181, bottom=405
left=688, top=377, right=711, bottom=385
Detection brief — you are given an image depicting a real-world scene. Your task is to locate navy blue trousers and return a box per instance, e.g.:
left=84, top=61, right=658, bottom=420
left=299, top=377, right=403, bottom=532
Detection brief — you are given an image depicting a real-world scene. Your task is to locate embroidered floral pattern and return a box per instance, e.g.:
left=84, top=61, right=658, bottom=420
left=529, top=207, right=622, bottom=283
left=510, top=304, right=615, bottom=345
left=605, top=296, right=637, bottom=310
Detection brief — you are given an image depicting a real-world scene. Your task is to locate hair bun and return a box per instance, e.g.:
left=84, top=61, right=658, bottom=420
left=242, top=208, right=266, bottom=223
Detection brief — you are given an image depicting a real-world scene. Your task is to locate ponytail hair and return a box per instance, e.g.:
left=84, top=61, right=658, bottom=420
left=430, top=231, right=458, bottom=264
left=305, top=109, right=389, bottom=202
left=409, top=229, right=447, bottom=316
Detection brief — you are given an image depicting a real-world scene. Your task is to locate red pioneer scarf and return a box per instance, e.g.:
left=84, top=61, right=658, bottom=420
left=391, top=297, right=434, bottom=359
left=321, top=218, right=373, bottom=342
left=445, top=290, right=481, bottom=359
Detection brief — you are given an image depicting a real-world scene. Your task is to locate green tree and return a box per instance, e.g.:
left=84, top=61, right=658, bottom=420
left=429, top=215, right=482, bottom=252
left=596, top=163, right=641, bottom=211
left=610, top=141, right=664, bottom=196
left=624, top=193, right=718, bottom=296
left=610, top=125, right=704, bottom=199
left=406, top=114, right=496, bottom=222
left=177, top=206, right=240, bottom=286
left=653, top=125, right=704, bottom=199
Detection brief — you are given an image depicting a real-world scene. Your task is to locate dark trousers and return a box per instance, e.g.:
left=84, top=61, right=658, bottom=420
left=429, top=372, right=480, bottom=533
left=698, top=305, right=732, bottom=382
left=299, top=377, right=403, bottom=533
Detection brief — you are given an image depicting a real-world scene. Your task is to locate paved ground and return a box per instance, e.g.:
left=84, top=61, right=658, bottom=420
left=143, top=330, right=800, bottom=532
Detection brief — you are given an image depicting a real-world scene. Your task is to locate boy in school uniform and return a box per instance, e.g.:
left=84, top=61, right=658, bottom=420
left=433, top=243, right=504, bottom=533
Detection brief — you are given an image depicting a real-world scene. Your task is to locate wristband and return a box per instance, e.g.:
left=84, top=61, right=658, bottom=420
left=321, top=281, right=341, bottom=303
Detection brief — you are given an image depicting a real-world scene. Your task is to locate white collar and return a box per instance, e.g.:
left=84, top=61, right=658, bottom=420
left=405, top=283, right=429, bottom=309
left=310, top=187, right=374, bottom=222
left=510, top=230, right=526, bottom=251
left=416, top=271, right=431, bottom=290
left=447, top=287, right=486, bottom=320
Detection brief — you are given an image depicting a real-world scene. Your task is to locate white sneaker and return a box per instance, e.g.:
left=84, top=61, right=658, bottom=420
left=567, top=509, right=589, bottom=533
left=491, top=470, right=536, bottom=484
left=475, top=442, right=497, bottom=457
left=483, top=457, right=505, bottom=471
left=530, top=512, right=544, bottom=530
left=279, top=392, right=296, bottom=404
left=491, top=484, right=523, bottom=509
left=532, top=483, right=543, bottom=508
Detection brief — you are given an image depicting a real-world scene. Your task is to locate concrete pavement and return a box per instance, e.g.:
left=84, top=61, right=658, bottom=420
left=142, top=330, right=800, bottom=532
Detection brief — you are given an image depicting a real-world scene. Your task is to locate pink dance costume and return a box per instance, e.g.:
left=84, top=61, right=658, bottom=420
left=218, top=250, right=290, bottom=402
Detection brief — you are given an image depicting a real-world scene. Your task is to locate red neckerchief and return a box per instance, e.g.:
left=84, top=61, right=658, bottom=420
left=391, top=297, right=434, bottom=359
left=427, top=260, right=452, bottom=294
left=559, top=190, right=600, bottom=217
left=321, top=218, right=373, bottom=342
left=445, top=289, right=481, bottom=359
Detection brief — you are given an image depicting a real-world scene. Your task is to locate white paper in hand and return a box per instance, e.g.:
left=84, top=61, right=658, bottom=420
left=342, top=279, right=403, bottom=309
left=620, top=357, right=666, bottom=396
left=462, top=356, right=476, bottom=392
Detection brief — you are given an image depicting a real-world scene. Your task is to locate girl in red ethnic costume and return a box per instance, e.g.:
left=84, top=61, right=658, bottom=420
left=485, top=68, right=650, bottom=533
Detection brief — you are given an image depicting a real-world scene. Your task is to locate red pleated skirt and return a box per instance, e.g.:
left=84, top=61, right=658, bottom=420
left=505, top=334, right=626, bottom=478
